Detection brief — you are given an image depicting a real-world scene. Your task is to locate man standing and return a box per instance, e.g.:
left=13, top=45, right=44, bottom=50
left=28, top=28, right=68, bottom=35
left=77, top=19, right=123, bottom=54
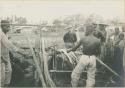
left=111, top=27, right=120, bottom=45
left=93, top=23, right=107, bottom=43
left=113, top=33, right=124, bottom=86
left=0, top=20, right=24, bottom=87
left=123, top=30, right=125, bottom=86
left=67, top=25, right=101, bottom=87
left=93, top=23, right=108, bottom=61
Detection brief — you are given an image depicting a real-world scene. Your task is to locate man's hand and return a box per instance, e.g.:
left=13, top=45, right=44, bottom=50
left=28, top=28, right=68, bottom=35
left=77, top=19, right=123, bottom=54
left=59, top=49, right=71, bottom=53
left=17, top=49, right=28, bottom=57
left=59, top=49, right=67, bottom=53
left=67, top=49, right=71, bottom=53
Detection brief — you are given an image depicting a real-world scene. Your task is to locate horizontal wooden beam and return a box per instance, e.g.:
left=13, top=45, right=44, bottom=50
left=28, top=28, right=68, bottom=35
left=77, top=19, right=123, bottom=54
left=0, top=23, right=52, bottom=27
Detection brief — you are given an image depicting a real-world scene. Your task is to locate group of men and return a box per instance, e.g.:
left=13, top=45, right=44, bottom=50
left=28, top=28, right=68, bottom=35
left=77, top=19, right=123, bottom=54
left=0, top=19, right=125, bottom=87
left=63, top=23, right=125, bottom=87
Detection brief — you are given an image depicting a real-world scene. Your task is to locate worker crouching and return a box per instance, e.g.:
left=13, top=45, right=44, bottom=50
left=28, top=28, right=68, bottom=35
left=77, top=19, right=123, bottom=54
left=63, top=26, right=77, bottom=49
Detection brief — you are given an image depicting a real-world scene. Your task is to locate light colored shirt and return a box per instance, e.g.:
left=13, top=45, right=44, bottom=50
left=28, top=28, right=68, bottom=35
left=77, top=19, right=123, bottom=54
left=0, top=29, right=18, bottom=62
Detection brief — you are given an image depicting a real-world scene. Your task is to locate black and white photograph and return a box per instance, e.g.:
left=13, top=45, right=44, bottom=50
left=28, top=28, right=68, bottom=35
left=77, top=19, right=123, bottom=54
left=0, top=0, right=125, bottom=87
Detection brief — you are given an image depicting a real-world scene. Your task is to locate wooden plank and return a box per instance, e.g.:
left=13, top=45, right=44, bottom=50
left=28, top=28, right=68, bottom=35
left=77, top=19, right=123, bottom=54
left=49, top=70, right=104, bottom=73
left=1, top=23, right=52, bottom=27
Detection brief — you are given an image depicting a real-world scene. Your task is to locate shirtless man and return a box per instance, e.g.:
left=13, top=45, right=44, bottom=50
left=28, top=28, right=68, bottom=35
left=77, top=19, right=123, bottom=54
left=67, top=24, right=101, bottom=87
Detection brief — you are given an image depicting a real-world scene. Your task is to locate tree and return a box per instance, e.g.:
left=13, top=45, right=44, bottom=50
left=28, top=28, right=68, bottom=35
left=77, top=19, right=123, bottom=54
left=53, top=19, right=62, bottom=26
left=63, top=14, right=85, bottom=27
left=85, top=13, right=104, bottom=25
left=52, top=19, right=63, bottom=31
left=15, top=17, right=27, bottom=24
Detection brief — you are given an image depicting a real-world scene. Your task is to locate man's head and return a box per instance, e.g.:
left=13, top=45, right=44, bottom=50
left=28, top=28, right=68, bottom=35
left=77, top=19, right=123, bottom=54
left=85, top=25, right=94, bottom=36
left=1, top=20, right=10, bottom=34
left=115, top=27, right=120, bottom=35
left=99, top=24, right=107, bottom=30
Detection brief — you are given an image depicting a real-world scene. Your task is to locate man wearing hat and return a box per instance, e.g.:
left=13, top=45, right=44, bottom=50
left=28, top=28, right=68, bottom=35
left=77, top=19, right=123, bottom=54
left=0, top=20, right=25, bottom=86
left=67, top=24, right=101, bottom=87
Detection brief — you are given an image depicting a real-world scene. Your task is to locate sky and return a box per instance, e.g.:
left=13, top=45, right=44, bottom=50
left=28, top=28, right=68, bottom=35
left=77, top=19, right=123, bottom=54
left=0, top=0, right=124, bottom=24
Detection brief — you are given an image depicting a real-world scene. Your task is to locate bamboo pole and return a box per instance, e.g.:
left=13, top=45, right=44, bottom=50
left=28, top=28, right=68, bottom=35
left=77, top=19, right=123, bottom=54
left=42, top=37, right=56, bottom=87
left=25, top=34, right=46, bottom=87
left=96, top=58, right=120, bottom=78
left=75, top=27, right=80, bottom=42
left=39, top=29, right=44, bottom=71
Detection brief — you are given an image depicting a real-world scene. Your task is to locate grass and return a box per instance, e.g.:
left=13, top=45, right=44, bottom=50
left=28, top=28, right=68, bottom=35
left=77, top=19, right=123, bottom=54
left=9, top=31, right=84, bottom=49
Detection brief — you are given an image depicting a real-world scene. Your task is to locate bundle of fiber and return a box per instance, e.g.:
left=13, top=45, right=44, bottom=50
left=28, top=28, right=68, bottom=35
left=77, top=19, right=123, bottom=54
left=59, top=49, right=79, bottom=68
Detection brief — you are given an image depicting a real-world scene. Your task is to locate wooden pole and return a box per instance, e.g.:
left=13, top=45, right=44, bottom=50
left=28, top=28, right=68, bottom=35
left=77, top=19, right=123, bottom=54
left=0, top=23, right=52, bottom=27
left=42, top=38, right=56, bottom=87
left=96, top=58, right=121, bottom=78
left=39, top=29, right=44, bottom=70
left=75, top=27, right=80, bottom=42
left=25, top=34, right=46, bottom=87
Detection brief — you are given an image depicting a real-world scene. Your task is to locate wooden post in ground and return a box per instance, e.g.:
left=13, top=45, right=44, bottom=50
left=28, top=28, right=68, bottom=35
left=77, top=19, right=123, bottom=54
left=25, top=34, right=46, bottom=87
left=41, top=37, right=56, bottom=87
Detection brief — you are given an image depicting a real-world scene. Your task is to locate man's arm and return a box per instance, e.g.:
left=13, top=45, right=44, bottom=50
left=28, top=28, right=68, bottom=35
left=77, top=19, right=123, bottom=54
left=1, top=32, right=26, bottom=56
left=1, top=32, right=18, bottom=52
left=67, top=40, right=82, bottom=53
